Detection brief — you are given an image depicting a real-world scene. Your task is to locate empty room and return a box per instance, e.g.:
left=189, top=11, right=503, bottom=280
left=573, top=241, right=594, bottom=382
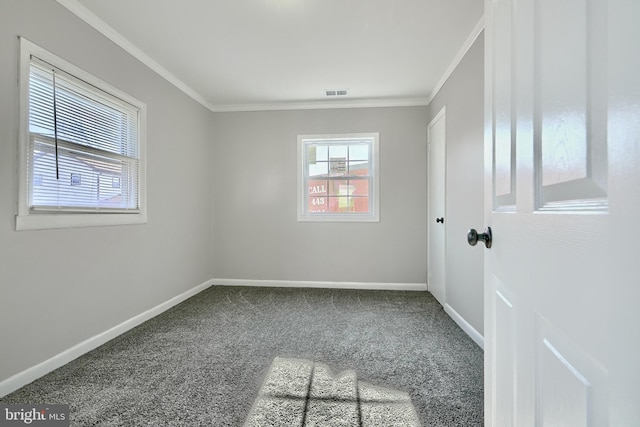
left=1, top=0, right=639, bottom=426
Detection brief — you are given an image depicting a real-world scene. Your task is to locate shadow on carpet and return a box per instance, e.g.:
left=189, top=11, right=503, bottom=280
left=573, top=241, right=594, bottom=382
left=246, top=357, right=420, bottom=426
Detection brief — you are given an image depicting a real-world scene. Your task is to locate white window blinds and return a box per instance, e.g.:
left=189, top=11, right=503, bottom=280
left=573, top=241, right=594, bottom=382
left=28, top=57, right=141, bottom=212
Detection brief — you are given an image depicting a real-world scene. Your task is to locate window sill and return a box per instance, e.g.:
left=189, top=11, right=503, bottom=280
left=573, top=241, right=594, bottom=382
left=15, top=212, right=147, bottom=231
left=297, top=213, right=379, bottom=223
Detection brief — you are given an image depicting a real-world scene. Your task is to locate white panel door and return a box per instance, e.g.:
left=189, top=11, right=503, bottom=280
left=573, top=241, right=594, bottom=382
left=428, top=107, right=446, bottom=305
left=483, top=0, right=640, bottom=425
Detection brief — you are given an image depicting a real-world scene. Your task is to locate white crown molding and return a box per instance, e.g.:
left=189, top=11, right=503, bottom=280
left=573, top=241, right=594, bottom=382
left=210, top=97, right=430, bottom=113
left=57, top=0, right=479, bottom=113
left=211, top=278, right=427, bottom=291
left=426, top=15, right=485, bottom=105
left=56, top=0, right=216, bottom=112
left=444, top=303, right=484, bottom=349
left=0, top=279, right=214, bottom=398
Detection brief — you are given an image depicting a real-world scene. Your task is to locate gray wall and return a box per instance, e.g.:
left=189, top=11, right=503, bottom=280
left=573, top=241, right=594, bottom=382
left=211, top=107, right=428, bottom=284
left=0, top=0, right=481, bottom=389
left=427, top=34, right=485, bottom=335
left=0, top=0, right=213, bottom=384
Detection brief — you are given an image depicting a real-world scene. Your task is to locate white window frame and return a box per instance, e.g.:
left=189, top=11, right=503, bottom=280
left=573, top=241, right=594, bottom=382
left=16, top=38, right=147, bottom=231
left=297, top=132, right=379, bottom=222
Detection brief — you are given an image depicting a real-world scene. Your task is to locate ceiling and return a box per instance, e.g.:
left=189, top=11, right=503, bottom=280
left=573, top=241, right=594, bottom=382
left=60, top=0, right=483, bottom=112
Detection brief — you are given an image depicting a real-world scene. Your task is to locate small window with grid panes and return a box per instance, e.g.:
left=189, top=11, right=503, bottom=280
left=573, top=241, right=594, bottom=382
left=298, top=133, right=379, bottom=222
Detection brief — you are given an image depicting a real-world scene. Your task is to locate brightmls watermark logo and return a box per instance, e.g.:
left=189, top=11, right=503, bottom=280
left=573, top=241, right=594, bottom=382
left=0, top=405, right=69, bottom=426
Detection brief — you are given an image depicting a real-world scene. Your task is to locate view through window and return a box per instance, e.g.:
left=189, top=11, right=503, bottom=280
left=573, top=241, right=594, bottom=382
left=298, top=133, right=379, bottom=222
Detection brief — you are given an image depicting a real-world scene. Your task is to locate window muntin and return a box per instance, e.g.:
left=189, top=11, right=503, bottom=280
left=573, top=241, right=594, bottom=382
left=16, top=38, right=146, bottom=230
left=298, top=133, right=379, bottom=222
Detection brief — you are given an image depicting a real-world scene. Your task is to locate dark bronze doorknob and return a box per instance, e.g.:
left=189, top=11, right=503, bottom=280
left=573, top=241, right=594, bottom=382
left=467, top=227, right=492, bottom=248
left=436, top=217, right=444, bottom=223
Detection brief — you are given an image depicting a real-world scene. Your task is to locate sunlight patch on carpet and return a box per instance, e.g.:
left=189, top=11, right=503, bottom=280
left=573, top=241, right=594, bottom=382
left=244, top=357, right=421, bottom=426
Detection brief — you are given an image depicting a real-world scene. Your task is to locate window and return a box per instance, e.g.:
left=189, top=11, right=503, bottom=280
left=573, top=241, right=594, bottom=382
left=298, top=133, right=379, bottom=222
left=16, top=38, right=146, bottom=230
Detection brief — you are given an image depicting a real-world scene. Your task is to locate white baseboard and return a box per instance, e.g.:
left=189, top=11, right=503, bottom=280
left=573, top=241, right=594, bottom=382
left=0, top=279, right=213, bottom=398
left=444, top=303, right=484, bottom=350
left=211, top=278, right=427, bottom=291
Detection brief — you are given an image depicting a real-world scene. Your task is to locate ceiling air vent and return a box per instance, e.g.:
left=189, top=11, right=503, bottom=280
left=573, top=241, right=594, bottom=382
left=325, top=89, right=348, bottom=97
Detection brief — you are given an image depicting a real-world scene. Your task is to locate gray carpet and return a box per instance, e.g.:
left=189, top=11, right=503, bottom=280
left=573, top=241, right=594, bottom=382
left=1, top=286, right=484, bottom=426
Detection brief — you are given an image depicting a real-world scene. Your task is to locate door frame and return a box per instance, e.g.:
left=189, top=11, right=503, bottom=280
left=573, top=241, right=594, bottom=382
left=427, top=106, right=447, bottom=306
